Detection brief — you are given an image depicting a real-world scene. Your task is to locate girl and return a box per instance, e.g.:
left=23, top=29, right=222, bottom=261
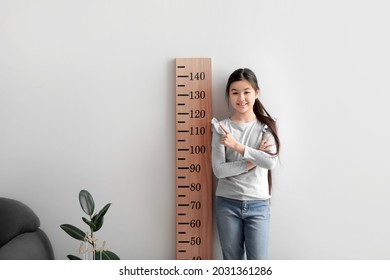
left=212, top=68, right=280, bottom=260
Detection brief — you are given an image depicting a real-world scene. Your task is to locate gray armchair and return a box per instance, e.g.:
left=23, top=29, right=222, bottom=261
left=0, top=197, right=54, bottom=260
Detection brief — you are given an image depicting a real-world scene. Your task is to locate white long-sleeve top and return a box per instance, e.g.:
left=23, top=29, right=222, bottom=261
left=211, top=117, right=278, bottom=200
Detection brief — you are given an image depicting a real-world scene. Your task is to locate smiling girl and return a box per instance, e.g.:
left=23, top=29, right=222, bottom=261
left=212, top=68, right=280, bottom=260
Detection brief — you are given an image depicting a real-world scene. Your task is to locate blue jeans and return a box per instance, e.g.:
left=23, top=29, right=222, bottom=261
left=215, top=196, right=270, bottom=260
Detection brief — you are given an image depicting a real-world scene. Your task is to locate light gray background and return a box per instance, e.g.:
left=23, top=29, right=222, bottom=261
left=1, top=0, right=389, bottom=259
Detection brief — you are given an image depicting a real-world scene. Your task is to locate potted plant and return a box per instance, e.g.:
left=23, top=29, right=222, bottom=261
left=60, top=189, right=120, bottom=260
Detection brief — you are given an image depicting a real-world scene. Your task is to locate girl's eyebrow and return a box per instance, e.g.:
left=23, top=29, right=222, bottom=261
left=230, top=88, right=252, bottom=91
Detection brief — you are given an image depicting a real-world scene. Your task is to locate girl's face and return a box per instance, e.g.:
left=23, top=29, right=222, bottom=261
left=228, top=80, right=259, bottom=116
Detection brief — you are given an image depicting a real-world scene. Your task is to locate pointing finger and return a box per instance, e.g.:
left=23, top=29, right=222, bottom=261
left=219, top=124, right=230, bottom=135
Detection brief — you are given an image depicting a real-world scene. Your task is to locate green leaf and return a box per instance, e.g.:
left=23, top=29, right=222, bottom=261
left=93, top=216, right=104, bottom=232
left=82, top=217, right=96, bottom=230
left=94, top=250, right=120, bottom=260
left=92, top=203, right=111, bottom=232
left=60, top=224, right=86, bottom=241
left=67, top=254, right=82, bottom=260
left=79, top=189, right=95, bottom=216
left=94, top=251, right=102, bottom=260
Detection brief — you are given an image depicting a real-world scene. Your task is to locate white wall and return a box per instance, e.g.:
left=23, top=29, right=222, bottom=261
left=1, top=0, right=390, bottom=259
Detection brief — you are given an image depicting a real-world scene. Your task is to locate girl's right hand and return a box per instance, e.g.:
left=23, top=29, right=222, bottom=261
left=259, top=136, right=274, bottom=154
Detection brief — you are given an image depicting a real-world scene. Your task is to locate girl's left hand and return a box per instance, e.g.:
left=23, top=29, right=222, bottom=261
left=219, top=124, right=246, bottom=157
left=219, top=124, right=238, bottom=150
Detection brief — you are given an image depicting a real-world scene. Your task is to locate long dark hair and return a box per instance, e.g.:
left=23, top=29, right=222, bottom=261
left=225, top=68, right=280, bottom=195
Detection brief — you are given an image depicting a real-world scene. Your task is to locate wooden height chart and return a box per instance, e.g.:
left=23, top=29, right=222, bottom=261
left=175, top=58, right=212, bottom=260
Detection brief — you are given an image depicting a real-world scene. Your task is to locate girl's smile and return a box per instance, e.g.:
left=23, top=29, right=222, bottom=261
left=229, top=80, right=259, bottom=120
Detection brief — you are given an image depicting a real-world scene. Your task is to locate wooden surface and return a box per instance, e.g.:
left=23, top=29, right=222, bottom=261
left=175, top=58, right=212, bottom=260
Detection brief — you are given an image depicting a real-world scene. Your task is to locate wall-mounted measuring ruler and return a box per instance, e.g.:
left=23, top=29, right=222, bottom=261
left=175, top=58, right=212, bottom=260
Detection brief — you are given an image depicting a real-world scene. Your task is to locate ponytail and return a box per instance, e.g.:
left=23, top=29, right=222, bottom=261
left=253, top=99, right=280, bottom=195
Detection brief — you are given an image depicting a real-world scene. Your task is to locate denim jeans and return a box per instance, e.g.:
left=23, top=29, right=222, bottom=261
left=215, top=196, right=270, bottom=260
